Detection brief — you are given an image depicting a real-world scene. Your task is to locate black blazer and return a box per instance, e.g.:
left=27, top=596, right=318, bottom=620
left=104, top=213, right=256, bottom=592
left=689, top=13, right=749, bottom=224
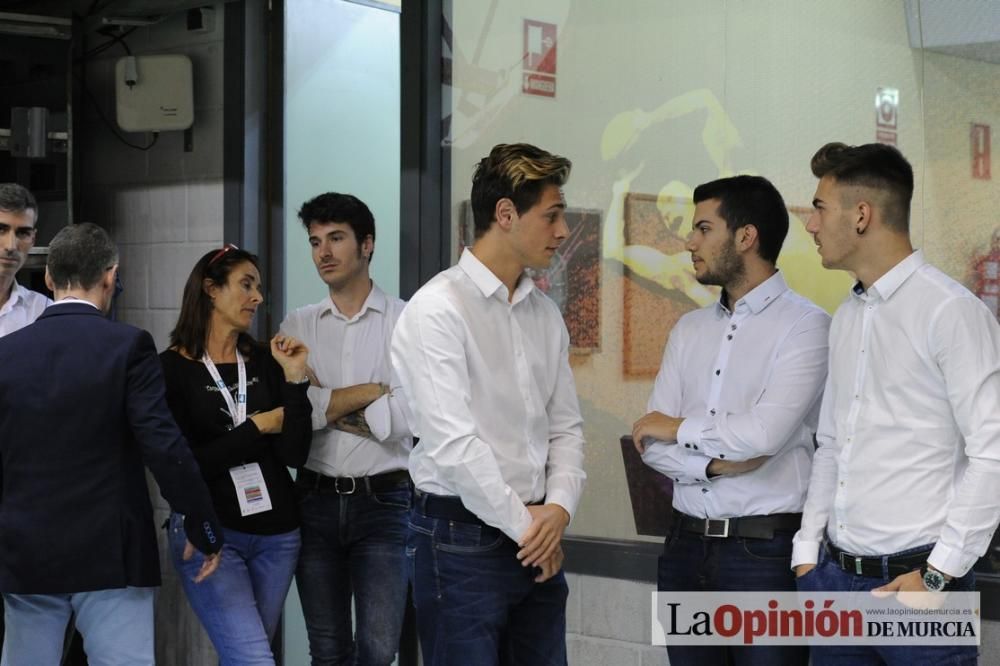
left=0, top=303, right=222, bottom=594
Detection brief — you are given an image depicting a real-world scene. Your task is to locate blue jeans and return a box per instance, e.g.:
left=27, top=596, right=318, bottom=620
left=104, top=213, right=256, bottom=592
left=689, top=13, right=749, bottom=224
left=408, top=506, right=569, bottom=666
left=2, top=587, right=154, bottom=666
left=295, top=480, right=410, bottom=666
left=168, top=513, right=300, bottom=666
left=796, top=542, right=978, bottom=665
left=657, top=523, right=809, bottom=666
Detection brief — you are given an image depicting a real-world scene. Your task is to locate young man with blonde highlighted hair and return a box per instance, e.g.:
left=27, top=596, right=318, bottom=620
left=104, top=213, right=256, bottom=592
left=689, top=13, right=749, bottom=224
left=392, top=143, right=587, bottom=665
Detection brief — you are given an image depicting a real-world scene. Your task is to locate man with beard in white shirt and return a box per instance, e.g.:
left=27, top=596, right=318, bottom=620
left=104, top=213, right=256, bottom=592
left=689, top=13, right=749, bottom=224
left=793, top=142, right=1000, bottom=666
left=391, top=143, right=587, bottom=666
left=281, top=193, right=413, bottom=666
left=0, top=183, right=50, bottom=338
left=633, top=175, right=828, bottom=666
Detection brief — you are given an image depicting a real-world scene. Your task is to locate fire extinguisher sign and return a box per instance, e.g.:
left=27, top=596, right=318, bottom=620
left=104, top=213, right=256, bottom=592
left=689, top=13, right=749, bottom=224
left=972, top=124, right=991, bottom=180
left=523, top=20, right=557, bottom=98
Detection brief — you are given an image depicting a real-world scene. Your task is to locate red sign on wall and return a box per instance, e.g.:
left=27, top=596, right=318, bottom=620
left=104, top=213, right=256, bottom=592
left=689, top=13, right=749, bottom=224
left=875, top=87, right=898, bottom=146
left=972, top=123, right=991, bottom=180
left=523, top=20, right=557, bottom=98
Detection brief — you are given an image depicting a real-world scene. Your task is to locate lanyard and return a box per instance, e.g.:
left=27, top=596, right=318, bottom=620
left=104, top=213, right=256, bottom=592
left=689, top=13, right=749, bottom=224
left=201, top=352, right=247, bottom=427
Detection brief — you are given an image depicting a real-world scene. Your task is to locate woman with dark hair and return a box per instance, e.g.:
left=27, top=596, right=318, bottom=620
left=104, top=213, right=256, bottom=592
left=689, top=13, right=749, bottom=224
left=160, top=244, right=312, bottom=665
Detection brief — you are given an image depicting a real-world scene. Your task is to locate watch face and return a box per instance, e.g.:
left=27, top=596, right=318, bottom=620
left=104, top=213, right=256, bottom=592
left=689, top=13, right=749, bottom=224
left=923, top=568, right=946, bottom=592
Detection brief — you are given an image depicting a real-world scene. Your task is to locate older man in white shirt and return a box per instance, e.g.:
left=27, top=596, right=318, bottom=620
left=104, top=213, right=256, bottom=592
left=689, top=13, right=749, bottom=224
left=0, top=183, right=50, bottom=338
left=793, top=142, right=1000, bottom=666
left=392, top=143, right=586, bottom=666
left=280, top=193, right=412, bottom=666
left=633, top=175, right=828, bottom=666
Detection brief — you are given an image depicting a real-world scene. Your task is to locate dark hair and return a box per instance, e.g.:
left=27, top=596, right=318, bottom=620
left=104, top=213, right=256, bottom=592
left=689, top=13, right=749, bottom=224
left=0, top=182, right=37, bottom=215
left=692, top=175, right=789, bottom=265
left=810, top=142, right=914, bottom=232
left=169, top=246, right=260, bottom=359
left=470, top=143, right=572, bottom=238
left=298, top=192, right=376, bottom=260
left=47, top=223, right=118, bottom=290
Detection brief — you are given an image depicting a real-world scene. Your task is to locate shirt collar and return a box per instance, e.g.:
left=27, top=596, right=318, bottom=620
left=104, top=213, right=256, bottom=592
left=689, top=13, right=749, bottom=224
left=0, top=281, right=25, bottom=315
left=716, top=271, right=788, bottom=316
left=458, top=248, right=535, bottom=304
left=852, top=249, right=925, bottom=302
left=321, top=282, right=386, bottom=320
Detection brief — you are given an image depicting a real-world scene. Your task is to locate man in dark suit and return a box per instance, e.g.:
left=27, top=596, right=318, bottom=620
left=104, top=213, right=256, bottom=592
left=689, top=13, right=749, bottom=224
left=0, top=223, right=224, bottom=665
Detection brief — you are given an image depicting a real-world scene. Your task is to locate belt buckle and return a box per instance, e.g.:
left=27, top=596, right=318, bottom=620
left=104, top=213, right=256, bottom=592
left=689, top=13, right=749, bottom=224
left=704, top=518, right=729, bottom=538
left=334, top=476, right=357, bottom=495
left=839, top=551, right=864, bottom=575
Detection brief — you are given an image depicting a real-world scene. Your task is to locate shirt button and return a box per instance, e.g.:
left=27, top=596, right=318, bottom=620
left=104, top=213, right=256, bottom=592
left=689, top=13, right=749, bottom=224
left=684, top=443, right=691, bottom=449
left=727, top=334, right=733, bottom=340
left=701, top=488, right=709, bottom=494
left=715, top=369, right=721, bottom=375
left=719, top=454, right=725, bottom=459
left=710, top=409, right=716, bottom=415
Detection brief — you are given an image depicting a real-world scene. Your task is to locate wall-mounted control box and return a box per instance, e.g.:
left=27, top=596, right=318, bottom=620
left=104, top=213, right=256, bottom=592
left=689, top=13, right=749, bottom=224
left=115, top=54, right=193, bottom=132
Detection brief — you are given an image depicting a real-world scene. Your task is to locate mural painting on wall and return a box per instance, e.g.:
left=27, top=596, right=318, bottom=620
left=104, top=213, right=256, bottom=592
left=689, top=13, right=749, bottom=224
left=459, top=201, right=602, bottom=352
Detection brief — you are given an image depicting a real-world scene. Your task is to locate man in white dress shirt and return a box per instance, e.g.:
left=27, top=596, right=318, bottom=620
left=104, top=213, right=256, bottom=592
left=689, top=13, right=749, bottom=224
left=793, top=142, right=1000, bottom=665
left=633, top=175, right=828, bottom=666
left=391, top=143, right=587, bottom=665
left=0, top=183, right=50, bottom=338
left=280, top=193, right=413, bottom=666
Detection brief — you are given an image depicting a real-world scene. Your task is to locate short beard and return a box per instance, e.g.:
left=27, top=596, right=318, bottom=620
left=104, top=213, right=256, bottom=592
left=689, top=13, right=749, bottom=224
left=695, top=238, right=745, bottom=288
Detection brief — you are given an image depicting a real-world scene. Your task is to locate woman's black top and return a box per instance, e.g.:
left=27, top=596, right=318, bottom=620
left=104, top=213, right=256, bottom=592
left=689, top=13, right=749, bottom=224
left=159, top=344, right=312, bottom=534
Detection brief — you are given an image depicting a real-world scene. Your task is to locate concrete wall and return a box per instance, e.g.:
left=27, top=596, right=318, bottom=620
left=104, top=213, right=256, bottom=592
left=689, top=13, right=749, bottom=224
left=79, top=4, right=228, bottom=663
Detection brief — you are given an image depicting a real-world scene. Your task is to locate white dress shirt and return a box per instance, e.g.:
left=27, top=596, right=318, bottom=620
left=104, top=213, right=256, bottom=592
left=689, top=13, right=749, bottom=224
left=391, top=249, right=587, bottom=542
left=642, top=271, right=830, bottom=519
left=280, top=283, right=412, bottom=478
left=0, top=281, right=50, bottom=337
left=792, top=251, right=1000, bottom=577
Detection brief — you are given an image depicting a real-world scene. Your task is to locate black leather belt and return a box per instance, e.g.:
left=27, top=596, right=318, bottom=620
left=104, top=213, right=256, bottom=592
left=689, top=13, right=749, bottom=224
left=826, top=541, right=929, bottom=579
left=297, top=468, right=411, bottom=495
left=414, top=490, right=543, bottom=525
left=414, top=490, right=482, bottom=524
left=673, top=509, right=802, bottom=539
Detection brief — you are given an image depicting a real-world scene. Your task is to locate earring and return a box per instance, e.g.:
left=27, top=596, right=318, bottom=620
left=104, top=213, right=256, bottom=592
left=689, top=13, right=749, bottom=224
left=856, top=227, right=865, bottom=236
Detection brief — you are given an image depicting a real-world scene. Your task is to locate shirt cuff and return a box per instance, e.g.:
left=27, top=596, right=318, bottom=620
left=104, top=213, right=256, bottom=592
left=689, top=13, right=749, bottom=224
left=791, top=540, right=821, bottom=568
left=677, top=416, right=706, bottom=451
left=306, top=386, right=332, bottom=431
left=544, top=488, right=578, bottom=525
left=926, top=542, right=974, bottom=579
left=364, top=394, right=391, bottom=441
left=685, top=455, right=711, bottom=484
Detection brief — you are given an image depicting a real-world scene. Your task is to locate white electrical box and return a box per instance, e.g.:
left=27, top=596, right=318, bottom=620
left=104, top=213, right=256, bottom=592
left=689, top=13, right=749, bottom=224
left=115, top=54, right=194, bottom=133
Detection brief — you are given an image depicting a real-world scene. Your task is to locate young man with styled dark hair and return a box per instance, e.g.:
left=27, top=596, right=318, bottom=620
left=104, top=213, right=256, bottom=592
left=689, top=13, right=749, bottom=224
left=391, top=142, right=587, bottom=665
left=281, top=192, right=412, bottom=666
left=793, top=142, right=1000, bottom=665
left=633, top=174, right=828, bottom=666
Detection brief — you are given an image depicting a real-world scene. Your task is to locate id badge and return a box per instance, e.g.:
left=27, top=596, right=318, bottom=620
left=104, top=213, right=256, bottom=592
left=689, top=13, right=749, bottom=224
left=229, top=463, right=273, bottom=516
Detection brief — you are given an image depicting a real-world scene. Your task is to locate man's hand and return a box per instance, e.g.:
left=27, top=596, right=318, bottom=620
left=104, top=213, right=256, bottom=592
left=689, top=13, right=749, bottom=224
left=707, top=455, right=769, bottom=477
left=631, top=411, right=683, bottom=453
left=250, top=407, right=284, bottom=434
left=533, top=545, right=565, bottom=583
left=517, top=504, right=570, bottom=568
left=873, top=570, right=950, bottom=609
left=182, top=540, right=221, bottom=583
left=270, top=334, right=309, bottom=382
left=795, top=563, right=816, bottom=578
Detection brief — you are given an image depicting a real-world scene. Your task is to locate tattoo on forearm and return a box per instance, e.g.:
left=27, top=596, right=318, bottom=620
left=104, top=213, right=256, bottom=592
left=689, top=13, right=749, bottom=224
left=334, top=408, right=372, bottom=437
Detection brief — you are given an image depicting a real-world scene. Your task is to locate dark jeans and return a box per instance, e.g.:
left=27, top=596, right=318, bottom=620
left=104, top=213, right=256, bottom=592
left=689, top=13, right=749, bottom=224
left=657, top=523, right=809, bottom=666
left=295, top=479, right=411, bottom=666
left=407, top=505, right=568, bottom=666
left=796, top=543, right=978, bottom=665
